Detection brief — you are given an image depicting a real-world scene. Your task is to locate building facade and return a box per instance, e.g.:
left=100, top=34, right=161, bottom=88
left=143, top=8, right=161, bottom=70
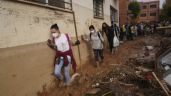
left=138, top=1, right=159, bottom=23
left=0, top=0, right=119, bottom=96
left=119, top=0, right=131, bottom=26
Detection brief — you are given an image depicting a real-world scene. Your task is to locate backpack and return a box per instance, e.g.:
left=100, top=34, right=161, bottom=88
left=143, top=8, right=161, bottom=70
left=90, top=32, right=103, bottom=43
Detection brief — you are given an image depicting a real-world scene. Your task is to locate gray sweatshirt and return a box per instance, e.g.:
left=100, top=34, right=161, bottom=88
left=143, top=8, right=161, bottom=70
left=90, top=31, right=104, bottom=49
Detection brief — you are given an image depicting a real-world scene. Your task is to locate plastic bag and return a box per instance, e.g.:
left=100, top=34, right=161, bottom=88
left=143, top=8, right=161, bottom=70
left=113, top=36, right=119, bottom=47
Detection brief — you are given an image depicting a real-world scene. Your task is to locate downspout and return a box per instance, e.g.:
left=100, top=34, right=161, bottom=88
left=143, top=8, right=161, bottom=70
left=71, top=0, right=81, bottom=66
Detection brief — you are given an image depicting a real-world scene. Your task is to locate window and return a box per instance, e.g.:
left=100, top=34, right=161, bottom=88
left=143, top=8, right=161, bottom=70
left=48, top=0, right=65, bottom=9
left=26, top=0, right=72, bottom=10
left=27, top=0, right=46, bottom=4
left=150, top=12, right=156, bottom=16
left=150, top=4, right=157, bottom=8
left=93, top=0, right=104, bottom=19
left=142, top=5, right=147, bottom=9
left=141, top=13, right=146, bottom=17
left=110, top=6, right=118, bottom=22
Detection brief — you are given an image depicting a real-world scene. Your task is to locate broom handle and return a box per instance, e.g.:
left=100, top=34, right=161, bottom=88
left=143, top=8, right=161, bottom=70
left=152, top=72, right=170, bottom=96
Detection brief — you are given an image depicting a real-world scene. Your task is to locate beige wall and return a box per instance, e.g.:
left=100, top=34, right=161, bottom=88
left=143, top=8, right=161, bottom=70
left=0, top=0, right=118, bottom=96
left=0, top=42, right=55, bottom=96
left=0, top=1, right=75, bottom=48
left=73, top=0, right=119, bottom=36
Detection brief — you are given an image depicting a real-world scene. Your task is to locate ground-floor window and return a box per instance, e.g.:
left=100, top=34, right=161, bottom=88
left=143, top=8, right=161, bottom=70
left=110, top=6, right=118, bottom=23
left=93, top=0, right=104, bottom=19
left=26, top=0, right=72, bottom=10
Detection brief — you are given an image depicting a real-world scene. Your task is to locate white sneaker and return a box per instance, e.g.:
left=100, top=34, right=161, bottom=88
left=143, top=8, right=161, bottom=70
left=69, top=73, right=80, bottom=85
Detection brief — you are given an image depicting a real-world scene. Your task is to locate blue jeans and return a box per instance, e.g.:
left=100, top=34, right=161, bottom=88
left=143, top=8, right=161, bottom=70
left=54, top=56, right=71, bottom=85
left=93, top=49, right=104, bottom=62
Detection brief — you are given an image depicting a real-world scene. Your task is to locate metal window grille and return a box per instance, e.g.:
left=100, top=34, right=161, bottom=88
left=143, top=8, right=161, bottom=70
left=26, top=0, right=72, bottom=10
left=93, top=0, right=104, bottom=19
left=110, top=6, right=118, bottom=22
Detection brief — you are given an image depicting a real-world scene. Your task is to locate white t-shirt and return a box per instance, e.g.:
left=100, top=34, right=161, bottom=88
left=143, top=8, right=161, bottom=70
left=54, top=33, right=70, bottom=52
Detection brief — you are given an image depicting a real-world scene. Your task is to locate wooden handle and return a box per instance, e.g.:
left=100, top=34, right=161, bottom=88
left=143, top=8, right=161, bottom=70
left=152, top=72, right=170, bottom=96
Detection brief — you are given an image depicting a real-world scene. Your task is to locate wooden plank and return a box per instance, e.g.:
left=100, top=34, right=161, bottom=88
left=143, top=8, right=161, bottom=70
left=152, top=72, right=170, bottom=96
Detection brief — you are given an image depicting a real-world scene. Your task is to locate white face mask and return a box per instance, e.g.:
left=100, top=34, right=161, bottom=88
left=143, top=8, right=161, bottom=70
left=90, top=30, right=95, bottom=33
left=52, top=33, right=59, bottom=38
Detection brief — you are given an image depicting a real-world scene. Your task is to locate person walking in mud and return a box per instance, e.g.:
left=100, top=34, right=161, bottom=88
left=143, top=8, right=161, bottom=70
left=111, top=22, right=120, bottom=54
left=102, top=22, right=111, bottom=49
left=47, top=24, right=80, bottom=86
left=131, top=24, right=137, bottom=40
left=82, top=25, right=104, bottom=67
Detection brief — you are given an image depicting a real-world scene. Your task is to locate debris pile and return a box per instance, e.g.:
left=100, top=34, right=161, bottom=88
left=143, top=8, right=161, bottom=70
left=85, top=64, right=165, bottom=96
left=85, top=39, right=166, bottom=96
left=128, top=45, right=159, bottom=69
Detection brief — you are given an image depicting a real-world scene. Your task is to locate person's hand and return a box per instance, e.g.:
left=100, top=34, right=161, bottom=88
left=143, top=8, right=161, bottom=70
left=47, top=39, right=56, bottom=50
left=75, top=40, right=80, bottom=45
left=47, top=39, right=52, bottom=44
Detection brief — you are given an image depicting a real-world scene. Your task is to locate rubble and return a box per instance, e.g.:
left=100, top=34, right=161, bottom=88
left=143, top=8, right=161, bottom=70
left=146, top=46, right=154, bottom=50
left=84, top=37, right=168, bottom=96
left=85, top=62, right=166, bottom=96
left=85, top=88, right=101, bottom=95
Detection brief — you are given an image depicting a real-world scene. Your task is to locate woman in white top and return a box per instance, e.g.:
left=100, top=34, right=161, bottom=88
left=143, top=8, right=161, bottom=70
left=47, top=24, right=80, bottom=86
left=88, top=25, right=104, bottom=67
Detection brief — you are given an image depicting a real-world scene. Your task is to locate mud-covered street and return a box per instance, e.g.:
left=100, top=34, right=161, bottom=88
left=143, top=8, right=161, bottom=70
left=37, top=34, right=168, bottom=96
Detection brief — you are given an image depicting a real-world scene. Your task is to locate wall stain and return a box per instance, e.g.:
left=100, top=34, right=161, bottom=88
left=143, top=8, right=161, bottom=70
left=14, top=27, right=18, bottom=35
left=34, top=17, right=40, bottom=23
left=54, top=11, right=64, bottom=16
left=12, top=74, right=17, bottom=78
left=66, top=18, right=74, bottom=24
left=54, top=11, right=65, bottom=19
left=85, top=18, right=92, bottom=27
left=7, top=9, right=20, bottom=17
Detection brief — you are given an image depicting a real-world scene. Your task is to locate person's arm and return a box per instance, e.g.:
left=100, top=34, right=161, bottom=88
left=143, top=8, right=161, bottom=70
left=117, top=26, right=120, bottom=37
left=99, top=32, right=104, bottom=42
left=70, top=40, right=80, bottom=46
left=67, top=35, right=80, bottom=46
left=81, top=34, right=90, bottom=42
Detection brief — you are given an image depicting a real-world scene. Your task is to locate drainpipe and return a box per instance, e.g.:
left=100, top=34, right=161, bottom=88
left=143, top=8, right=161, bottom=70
left=71, top=0, right=81, bottom=65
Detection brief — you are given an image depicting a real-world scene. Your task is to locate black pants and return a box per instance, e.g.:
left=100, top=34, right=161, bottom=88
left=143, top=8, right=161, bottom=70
left=141, top=30, right=145, bottom=36
left=108, top=37, right=114, bottom=53
left=93, top=49, right=104, bottom=62
left=120, top=32, right=126, bottom=41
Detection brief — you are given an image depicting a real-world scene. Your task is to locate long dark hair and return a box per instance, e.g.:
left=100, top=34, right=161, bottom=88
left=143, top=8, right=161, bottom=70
left=102, top=22, right=110, bottom=35
left=102, top=22, right=110, bottom=31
